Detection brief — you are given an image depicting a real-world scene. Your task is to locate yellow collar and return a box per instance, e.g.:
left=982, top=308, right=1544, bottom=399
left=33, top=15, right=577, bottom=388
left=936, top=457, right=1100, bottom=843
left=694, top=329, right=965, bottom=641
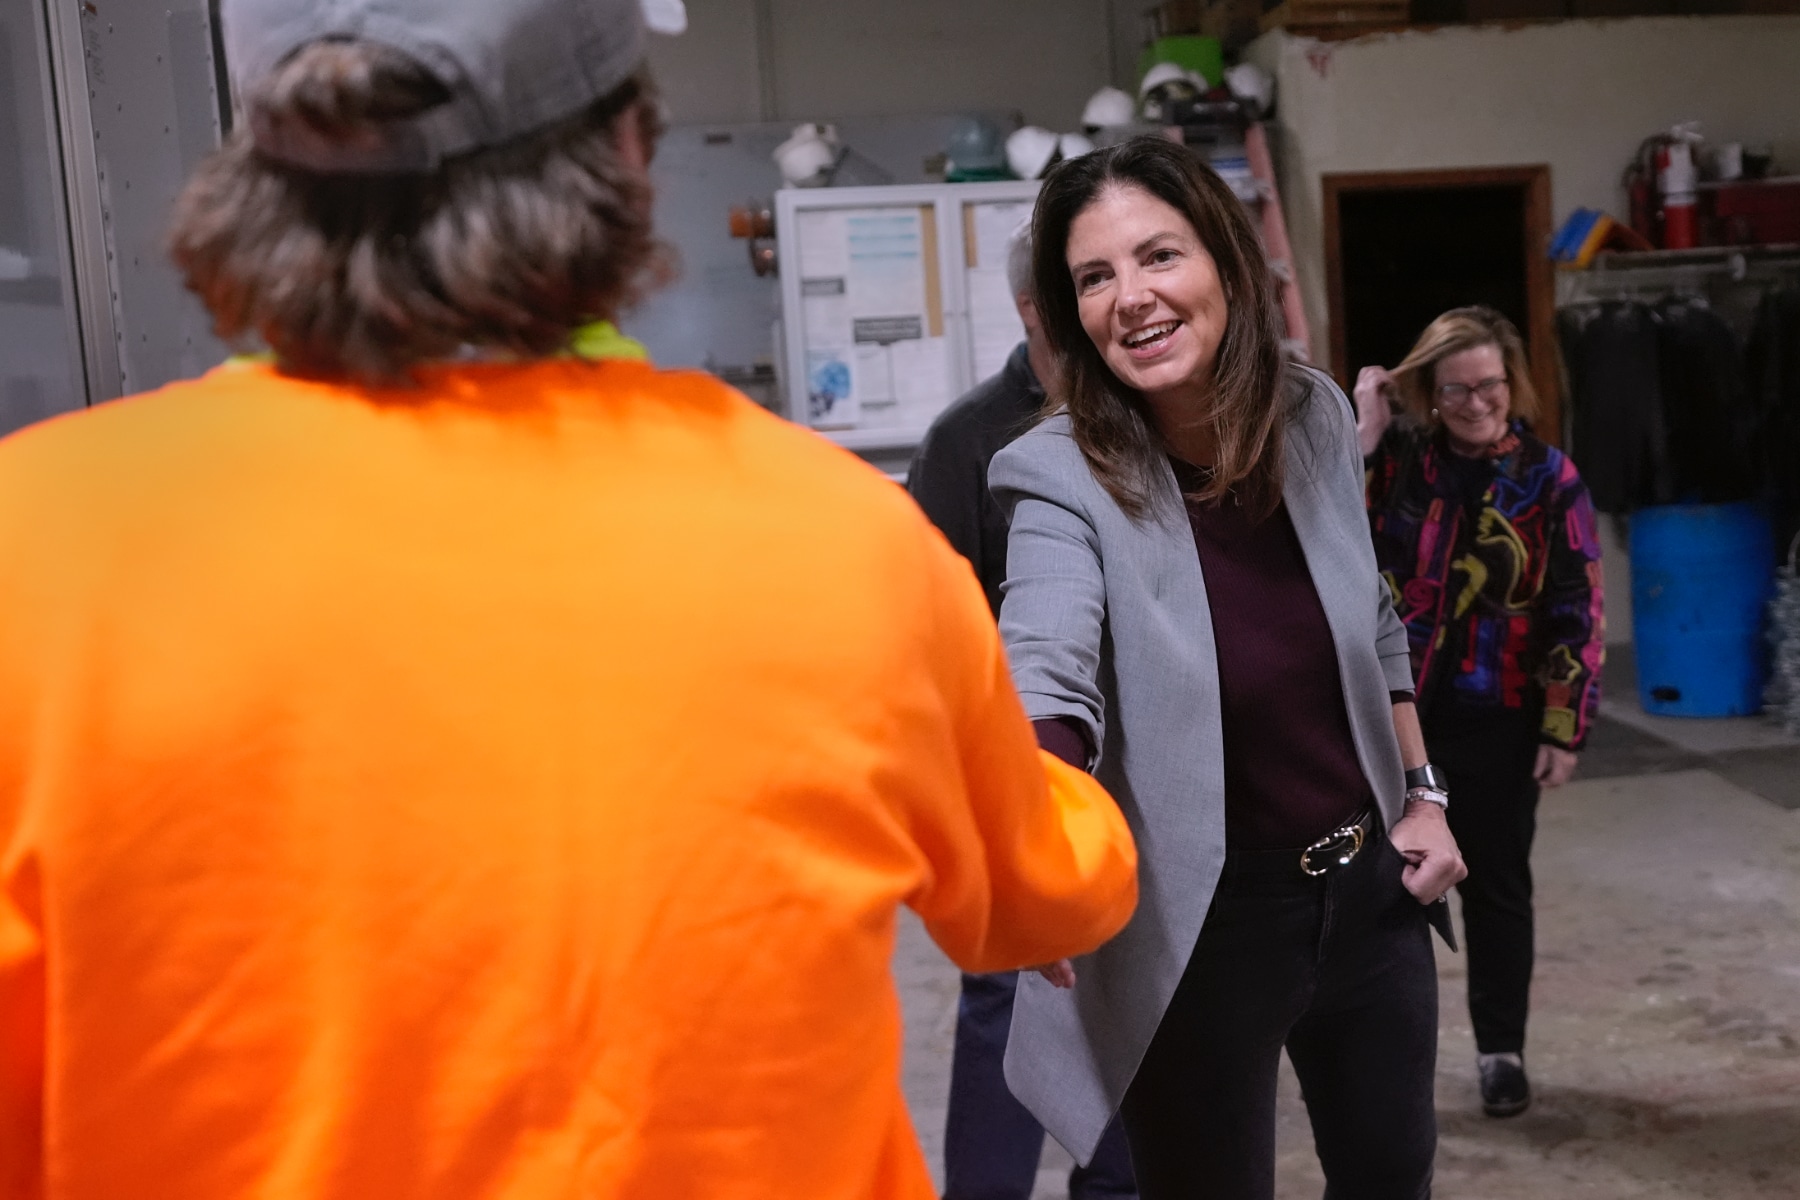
left=225, top=321, right=651, bottom=371
left=567, top=320, right=650, bottom=362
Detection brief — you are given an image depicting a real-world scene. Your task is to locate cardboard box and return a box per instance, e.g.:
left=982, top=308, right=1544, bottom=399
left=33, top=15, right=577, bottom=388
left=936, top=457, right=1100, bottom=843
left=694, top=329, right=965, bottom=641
left=1155, top=0, right=1207, bottom=34
left=1465, top=0, right=1567, bottom=19
left=1203, top=0, right=1266, bottom=49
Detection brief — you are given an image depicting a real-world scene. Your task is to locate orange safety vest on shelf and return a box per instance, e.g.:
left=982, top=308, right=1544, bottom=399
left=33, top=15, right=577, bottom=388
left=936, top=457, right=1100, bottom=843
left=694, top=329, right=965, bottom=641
left=0, top=353, right=1136, bottom=1200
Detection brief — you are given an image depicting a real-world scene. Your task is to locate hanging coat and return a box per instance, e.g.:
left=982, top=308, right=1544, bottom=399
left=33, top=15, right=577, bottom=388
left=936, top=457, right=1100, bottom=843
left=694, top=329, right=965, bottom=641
left=1654, top=295, right=1758, bottom=505
left=1559, top=301, right=1672, bottom=514
left=1747, top=287, right=1800, bottom=545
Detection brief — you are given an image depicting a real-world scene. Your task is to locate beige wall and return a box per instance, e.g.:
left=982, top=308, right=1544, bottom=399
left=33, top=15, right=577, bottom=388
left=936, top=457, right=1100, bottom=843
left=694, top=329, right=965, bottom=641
left=644, top=0, right=766, bottom=124
left=647, top=0, right=1122, bottom=128
left=1244, top=15, right=1800, bottom=367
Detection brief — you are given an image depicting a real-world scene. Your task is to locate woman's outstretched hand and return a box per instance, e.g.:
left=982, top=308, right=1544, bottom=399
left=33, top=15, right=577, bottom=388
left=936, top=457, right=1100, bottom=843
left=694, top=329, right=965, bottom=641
left=1031, top=959, right=1077, bottom=989
left=1389, top=800, right=1467, bottom=906
left=1353, top=366, right=1397, bottom=459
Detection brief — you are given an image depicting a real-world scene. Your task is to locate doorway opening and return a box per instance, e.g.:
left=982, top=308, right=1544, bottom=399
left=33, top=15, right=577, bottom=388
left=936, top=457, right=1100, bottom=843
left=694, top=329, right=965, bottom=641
left=1323, top=166, right=1559, bottom=443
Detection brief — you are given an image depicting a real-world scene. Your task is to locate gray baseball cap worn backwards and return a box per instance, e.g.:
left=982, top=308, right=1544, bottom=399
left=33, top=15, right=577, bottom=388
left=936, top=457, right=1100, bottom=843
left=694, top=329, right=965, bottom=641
left=223, top=0, right=686, bottom=174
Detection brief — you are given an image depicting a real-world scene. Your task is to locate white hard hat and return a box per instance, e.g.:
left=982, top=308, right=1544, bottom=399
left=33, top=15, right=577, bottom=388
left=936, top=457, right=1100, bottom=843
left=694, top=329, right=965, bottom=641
left=1058, top=132, right=1096, bottom=161
left=1224, top=63, right=1274, bottom=116
left=1005, top=125, right=1060, bottom=181
left=1139, top=60, right=1209, bottom=100
left=773, top=123, right=840, bottom=187
left=1081, top=86, right=1136, bottom=130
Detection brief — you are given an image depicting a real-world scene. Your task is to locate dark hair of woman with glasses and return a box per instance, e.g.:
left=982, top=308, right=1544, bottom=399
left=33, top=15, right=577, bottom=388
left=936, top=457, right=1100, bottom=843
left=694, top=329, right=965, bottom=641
left=1354, top=305, right=1605, bottom=1120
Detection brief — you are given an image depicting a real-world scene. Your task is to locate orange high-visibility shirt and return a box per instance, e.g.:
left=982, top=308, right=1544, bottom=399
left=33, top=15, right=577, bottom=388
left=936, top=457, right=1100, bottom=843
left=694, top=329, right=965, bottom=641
left=0, top=360, right=1136, bottom=1200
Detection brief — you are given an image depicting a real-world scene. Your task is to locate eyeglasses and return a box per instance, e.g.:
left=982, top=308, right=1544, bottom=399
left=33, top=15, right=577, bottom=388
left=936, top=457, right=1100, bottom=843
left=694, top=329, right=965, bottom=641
left=1435, top=376, right=1508, bottom=409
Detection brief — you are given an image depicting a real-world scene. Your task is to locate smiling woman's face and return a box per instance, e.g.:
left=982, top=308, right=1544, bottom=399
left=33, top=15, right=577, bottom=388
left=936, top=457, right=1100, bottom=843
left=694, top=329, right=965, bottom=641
left=1066, top=183, right=1228, bottom=411
left=1431, top=342, right=1512, bottom=454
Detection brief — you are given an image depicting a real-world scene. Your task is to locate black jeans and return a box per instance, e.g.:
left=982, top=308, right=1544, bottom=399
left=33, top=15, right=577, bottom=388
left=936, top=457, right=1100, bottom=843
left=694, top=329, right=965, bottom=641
left=1119, top=827, right=1439, bottom=1200
left=1429, top=711, right=1543, bottom=1055
left=944, top=971, right=1137, bottom=1200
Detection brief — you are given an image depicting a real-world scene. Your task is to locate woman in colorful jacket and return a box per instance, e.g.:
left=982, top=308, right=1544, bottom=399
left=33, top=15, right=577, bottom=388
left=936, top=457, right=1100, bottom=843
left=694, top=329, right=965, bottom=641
left=1355, top=306, right=1604, bottom=1121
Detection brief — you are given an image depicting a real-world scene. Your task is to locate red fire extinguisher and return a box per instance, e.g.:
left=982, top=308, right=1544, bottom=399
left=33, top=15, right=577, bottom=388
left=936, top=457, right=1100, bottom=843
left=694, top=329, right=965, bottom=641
left=1657, top=140, right=1698, bottom=250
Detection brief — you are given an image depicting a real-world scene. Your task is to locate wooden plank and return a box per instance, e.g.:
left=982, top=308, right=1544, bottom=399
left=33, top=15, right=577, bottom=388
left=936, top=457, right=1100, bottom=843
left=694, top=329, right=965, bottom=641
left=1323, top=174, right=1348, bottom=388
left=1263, top=0, right=1408, bottom=12
left=1244, top=124, right=1312, bottom=361
left=1522, top=167, right=1562, bottom=447
left=920, top=205, right=944, bottom=340
left=1321, top=165, right=1559, bottom=446
left=1261, top=0, right=1407, bottom=28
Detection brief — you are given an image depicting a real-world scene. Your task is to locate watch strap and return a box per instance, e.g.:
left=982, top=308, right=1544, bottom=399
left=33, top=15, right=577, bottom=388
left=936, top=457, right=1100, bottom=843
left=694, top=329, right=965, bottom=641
left=1405, top=763, right=1446, bottom=792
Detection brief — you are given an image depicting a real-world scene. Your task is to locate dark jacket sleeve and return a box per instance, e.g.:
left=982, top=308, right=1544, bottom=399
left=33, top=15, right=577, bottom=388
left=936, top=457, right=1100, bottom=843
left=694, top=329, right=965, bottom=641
left=1362, top=421, right=1416, bottom=512
left=1535, top=458, right=1606, bottom=751
left=907, top=415, right=987, bottom=572
left=1033, top=716, right=1093, bottom=771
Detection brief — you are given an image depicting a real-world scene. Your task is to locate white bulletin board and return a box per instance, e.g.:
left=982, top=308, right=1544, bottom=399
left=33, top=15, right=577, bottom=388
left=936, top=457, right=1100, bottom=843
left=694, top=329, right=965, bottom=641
left=960, top=193, right=1038, bottom=383
left=777, top=180, right=1040, bottom=456
left=792, top=200, right=950, bottom=433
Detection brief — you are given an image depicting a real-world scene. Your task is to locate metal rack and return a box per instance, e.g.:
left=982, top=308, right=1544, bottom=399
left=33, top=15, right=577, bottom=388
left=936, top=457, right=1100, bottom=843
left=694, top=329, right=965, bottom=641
left=1557, top=246, right=1800, bottom=355
left=1557, top=245, right=1800, bottom=304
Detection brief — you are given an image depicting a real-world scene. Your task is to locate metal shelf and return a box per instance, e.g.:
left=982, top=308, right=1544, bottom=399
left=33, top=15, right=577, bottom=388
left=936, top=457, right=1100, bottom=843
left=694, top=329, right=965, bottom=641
left=1559, top=244, right=1800, bottom=304
left=1583, top=244, right=1800, bottom=274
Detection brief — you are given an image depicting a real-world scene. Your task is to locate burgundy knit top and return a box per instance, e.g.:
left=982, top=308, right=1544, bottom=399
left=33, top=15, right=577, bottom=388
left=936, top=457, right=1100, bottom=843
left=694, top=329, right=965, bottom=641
left=1034, top=459, right=1401, bottom=851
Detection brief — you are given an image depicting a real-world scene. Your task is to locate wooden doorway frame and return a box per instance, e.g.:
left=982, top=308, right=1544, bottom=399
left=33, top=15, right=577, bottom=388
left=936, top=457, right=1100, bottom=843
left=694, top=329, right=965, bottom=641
left=1322, top=166, right=1559, bottom=445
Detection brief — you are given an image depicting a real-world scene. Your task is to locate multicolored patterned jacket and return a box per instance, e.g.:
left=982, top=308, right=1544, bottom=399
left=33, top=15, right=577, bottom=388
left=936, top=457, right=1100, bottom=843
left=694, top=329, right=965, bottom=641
left=1365, top=421, right=1605, bottom=750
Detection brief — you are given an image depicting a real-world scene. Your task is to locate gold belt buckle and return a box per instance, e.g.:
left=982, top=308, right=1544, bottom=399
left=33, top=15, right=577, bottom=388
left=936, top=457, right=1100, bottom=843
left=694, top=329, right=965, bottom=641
left=1299, top=821, right=1366, bottom=877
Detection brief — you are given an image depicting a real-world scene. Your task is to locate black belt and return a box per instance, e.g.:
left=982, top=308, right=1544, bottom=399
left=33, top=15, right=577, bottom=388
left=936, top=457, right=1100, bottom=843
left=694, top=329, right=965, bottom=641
left=1217, top=807, right=1383, bottom=885
left=1298, top=807, right=1380, bottom=877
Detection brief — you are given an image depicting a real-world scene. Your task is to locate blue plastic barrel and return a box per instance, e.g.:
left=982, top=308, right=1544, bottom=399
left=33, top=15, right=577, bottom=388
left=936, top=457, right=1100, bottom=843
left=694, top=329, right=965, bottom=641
left=1630, top=502, right=1775, bottom=717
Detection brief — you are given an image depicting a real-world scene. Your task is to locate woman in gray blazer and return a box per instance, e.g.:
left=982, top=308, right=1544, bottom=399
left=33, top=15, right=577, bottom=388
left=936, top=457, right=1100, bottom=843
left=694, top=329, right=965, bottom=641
left=990, top=137, right=1467, bottom=1199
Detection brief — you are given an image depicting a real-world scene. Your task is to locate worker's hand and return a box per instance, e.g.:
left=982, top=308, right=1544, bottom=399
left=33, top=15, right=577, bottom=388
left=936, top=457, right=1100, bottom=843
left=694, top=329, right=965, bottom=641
left=1534, top=744, right=1578, bottom=788
left=1389, top=800, right=1466, bottom=905
left=1353, top=366, right=1397, bottom=459
left=1031, top=959, right=1076, bottom=989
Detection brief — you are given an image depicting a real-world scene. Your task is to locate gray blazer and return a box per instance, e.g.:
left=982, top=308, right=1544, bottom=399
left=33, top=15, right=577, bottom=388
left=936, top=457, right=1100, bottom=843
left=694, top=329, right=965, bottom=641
left=988, top=366, right=1416, bottom=1163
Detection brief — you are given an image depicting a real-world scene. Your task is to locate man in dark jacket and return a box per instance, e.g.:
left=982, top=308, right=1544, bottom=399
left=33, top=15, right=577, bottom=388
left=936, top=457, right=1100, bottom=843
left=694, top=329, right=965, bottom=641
left=907, top=224, right=1138, bottom=1200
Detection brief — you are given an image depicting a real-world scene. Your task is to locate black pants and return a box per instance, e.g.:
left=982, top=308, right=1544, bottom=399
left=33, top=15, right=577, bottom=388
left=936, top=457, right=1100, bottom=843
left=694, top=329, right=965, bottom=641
left=1428, top=711, right=1543, bottom=1055
left=1118, top=827, right=1439, bottom=1200
left=944, top=971, right=1137, bottom=1200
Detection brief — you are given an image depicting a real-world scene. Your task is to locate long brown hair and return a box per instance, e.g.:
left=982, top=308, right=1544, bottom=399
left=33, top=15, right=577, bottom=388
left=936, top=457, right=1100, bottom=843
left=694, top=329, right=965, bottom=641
left=1391, top=305, right=1538, bottom=426
left=169, top=40, right=669, bottom=383
left=1030, top=136, right=1294, bottom=520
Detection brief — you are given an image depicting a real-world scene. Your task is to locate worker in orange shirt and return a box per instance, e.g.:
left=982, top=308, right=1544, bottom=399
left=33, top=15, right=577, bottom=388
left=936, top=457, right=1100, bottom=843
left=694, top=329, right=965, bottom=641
left=0, top=2, right=1138, bottom=1199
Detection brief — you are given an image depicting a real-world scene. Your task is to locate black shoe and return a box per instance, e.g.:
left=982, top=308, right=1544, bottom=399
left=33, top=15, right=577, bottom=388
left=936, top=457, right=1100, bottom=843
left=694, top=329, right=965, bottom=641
left=1478, top=1053, right=1531, bottom=1117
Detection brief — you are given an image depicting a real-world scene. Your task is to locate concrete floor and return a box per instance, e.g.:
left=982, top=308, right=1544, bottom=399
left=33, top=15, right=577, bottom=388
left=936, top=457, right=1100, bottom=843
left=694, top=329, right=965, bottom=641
left=895, top=704, right=1800, bottom=1198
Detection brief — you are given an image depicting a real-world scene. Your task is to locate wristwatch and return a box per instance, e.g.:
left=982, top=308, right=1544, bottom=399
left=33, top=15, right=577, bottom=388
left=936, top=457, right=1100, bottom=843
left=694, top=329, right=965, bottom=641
left=1404, top=762, right=1449, bottom=810
left=1405, top=763, right=1447, bottom=792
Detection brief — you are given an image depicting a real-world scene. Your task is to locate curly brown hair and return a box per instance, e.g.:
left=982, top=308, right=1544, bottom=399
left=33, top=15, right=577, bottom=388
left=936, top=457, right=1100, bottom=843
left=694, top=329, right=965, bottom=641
left=1030, top=136, right=1297, bottom=521
left=169, top=40, right=670, bottom=383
